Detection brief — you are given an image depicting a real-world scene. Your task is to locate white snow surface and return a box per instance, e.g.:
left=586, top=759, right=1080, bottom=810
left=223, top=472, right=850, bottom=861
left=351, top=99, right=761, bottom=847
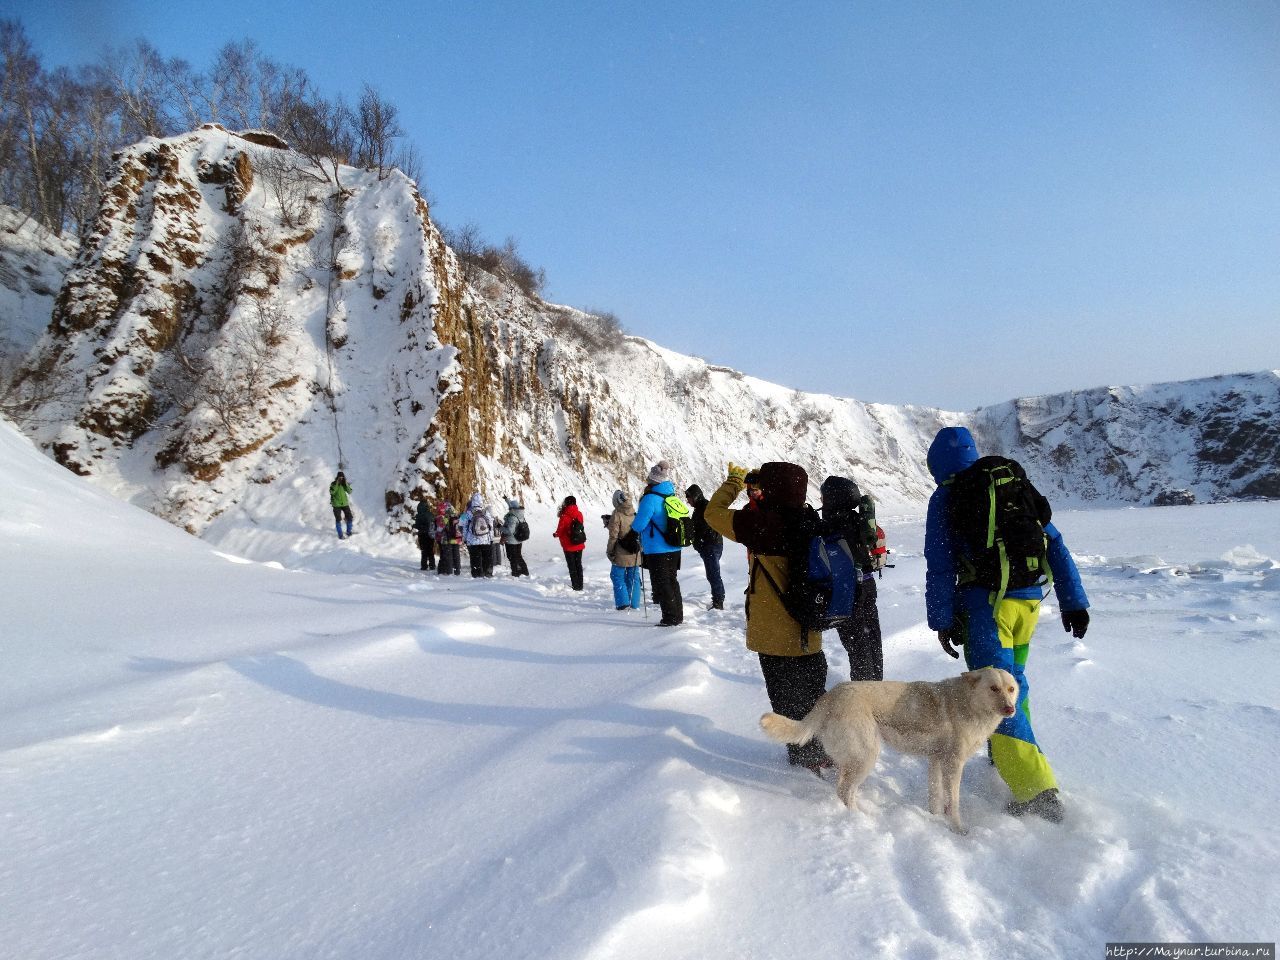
left=3, top=416, right=1278, bottom=960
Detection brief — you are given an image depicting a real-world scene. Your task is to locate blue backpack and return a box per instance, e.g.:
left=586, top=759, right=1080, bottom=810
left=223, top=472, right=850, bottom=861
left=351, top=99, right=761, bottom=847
left=755, top=505, right=858, bottom=646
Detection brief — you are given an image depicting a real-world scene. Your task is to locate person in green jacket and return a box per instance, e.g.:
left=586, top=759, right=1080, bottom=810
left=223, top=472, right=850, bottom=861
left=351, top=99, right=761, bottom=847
left=330, top=471, right=353, bottom=539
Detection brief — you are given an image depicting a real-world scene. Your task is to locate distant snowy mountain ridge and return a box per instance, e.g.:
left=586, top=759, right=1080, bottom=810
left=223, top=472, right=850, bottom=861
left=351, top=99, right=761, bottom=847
left=2, top=127, right=1276, bottom=542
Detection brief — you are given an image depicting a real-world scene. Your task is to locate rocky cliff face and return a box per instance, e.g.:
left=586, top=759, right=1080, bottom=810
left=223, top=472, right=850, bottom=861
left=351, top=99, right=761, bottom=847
left=972, top=372, right=1280, bottom=505
left=7, top=129, right=1278, bottom=541
left=0, top=205, right=75, bottom=377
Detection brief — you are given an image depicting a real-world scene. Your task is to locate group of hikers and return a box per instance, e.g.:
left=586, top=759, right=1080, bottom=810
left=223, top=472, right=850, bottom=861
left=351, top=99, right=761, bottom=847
left=410, top=493, right=532, bottom=578
left=328, top=423, right=1090, bottom=825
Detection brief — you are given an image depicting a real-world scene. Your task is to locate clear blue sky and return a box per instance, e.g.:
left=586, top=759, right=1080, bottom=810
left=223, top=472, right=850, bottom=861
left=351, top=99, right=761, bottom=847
left=14, top=1, right=1280, bottom=409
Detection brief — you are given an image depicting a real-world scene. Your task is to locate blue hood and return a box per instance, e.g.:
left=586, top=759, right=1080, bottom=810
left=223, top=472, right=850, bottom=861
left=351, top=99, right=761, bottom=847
left=927, top=427, right=979, bottom=483
left=646, top=480, right=676, bottom=497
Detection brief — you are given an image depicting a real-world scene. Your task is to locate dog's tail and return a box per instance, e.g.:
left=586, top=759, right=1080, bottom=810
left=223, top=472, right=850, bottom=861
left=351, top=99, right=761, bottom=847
left=760, top=711, right=817, bottom=746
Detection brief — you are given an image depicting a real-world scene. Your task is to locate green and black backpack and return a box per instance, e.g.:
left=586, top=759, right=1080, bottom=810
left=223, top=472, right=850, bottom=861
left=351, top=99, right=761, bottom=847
left=656, top=494, right=694, bottom=548
left=945, top=456, right=1053, bottom=605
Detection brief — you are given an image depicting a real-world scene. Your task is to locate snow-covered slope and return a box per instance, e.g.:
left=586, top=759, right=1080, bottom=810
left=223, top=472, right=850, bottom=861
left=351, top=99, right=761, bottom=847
left=8, top=128, right=1278, bottom=557
left=973, top=371, right=1280, bottom=504
left=3, top=415, right=1278, bottom=960
left=0, top=204, right=76, bottom=375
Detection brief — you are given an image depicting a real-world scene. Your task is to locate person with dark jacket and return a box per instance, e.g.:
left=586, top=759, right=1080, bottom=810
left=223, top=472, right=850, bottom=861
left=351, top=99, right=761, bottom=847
left=705, top=461, right=830, bottom=772
left=924, top=425, right=1090, bottom=824
left=685, top=483, right=725, bottom=610
left=819, top=476, right=882, bottom=681
left=630, top=461, right=683, bottom=625
left=435, top=501, right=462, bottom=576
left=553, top=496, right=586, bottom=590
left=501, top=498, right=530, bottom=577
left=413, top=499, right=436, bottom=571
left=606, top=490, right=642, bottom=610
left=330, top=472, right=353, bottom=539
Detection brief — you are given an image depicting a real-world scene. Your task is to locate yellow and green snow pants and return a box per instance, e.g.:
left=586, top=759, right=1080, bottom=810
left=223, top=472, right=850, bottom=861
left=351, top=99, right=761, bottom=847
left=959, top=589, right=1057, bottom=802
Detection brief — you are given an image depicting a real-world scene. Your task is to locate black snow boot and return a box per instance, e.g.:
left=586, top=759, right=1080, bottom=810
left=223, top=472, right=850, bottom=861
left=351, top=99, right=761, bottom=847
left=1007, top=788, right=1064, bottom=824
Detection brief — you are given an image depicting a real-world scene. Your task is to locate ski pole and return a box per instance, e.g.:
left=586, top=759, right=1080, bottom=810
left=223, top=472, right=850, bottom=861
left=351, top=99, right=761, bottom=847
left=640, top=559, right=648, bottom=619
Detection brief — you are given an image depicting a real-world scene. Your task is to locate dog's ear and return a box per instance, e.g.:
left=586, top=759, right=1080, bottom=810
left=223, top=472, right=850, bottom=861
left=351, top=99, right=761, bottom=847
left=962, top=670, right=982, bottom=685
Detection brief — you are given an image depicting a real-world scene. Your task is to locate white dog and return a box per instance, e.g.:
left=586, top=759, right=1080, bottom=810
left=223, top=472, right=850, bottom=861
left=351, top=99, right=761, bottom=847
left=761, top=667, right=1019, bottom=833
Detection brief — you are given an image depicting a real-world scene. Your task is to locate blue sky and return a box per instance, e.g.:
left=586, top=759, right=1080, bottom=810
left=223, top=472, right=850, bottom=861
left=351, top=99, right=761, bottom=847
left=13, top=1, right=1280, bottom=409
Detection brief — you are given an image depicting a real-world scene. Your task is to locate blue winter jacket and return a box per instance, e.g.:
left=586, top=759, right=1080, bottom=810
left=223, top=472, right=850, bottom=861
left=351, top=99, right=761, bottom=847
left=923, top=426, right=1089, bottom=631
left=631, top=481, right=682, bottom=555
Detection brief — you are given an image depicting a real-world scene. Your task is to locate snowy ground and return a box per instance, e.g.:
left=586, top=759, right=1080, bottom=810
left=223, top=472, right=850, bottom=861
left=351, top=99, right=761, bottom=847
left=3, top=421, right=1278, bottom=960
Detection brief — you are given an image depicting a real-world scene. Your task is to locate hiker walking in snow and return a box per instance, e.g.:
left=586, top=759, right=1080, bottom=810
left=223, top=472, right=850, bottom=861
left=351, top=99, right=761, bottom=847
left=686, top=484, right=725, bottom=610
left=501, top=498, right=531, bottom=577
left=629, top=461, right=685, bottom=626
left=553, top=496, right=587, bottom=591
left=435, top=501, right=463, bottom=576
left=820, top=476, right=884, bottom=681
left=924, top=426, right=1090, bottom=824
left=330, top=472, right=354, bottom=539
left=606, top=490, right=642, bottom=610
left=413, top=498, right=436, bottom=571
left=460, top=493, right=495, bottom=578
left=705, top=461, right=831, bottom=772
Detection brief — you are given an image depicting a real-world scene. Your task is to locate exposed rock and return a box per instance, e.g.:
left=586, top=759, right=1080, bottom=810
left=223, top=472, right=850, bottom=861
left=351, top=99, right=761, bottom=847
left=7, top=129, right=1279, bottom=543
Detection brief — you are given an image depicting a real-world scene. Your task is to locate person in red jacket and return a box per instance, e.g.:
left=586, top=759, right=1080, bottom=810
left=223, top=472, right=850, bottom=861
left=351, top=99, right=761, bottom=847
left=553, top=495, right=587, bottom=590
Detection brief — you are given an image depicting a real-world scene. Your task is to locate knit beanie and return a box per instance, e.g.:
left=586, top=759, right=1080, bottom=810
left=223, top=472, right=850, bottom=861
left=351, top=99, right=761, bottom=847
left=647, top=460, right=672, bottom=486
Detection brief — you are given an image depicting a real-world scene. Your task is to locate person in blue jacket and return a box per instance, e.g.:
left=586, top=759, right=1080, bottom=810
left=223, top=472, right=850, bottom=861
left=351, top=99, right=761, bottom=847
left=924, top=426, right=1091, bottom=824
left=631, top=460, right=684, bottom=626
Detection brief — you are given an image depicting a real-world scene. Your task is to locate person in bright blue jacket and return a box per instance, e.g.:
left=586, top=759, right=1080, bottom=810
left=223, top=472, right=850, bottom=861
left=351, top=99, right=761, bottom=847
left=631, top=460, right=684, bottom=626
left=924, top=426, right=1090, bottom=824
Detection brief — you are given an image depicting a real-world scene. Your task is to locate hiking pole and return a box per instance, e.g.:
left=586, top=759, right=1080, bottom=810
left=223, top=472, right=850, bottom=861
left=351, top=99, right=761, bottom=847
left=640, top=560, right=648, bottom=619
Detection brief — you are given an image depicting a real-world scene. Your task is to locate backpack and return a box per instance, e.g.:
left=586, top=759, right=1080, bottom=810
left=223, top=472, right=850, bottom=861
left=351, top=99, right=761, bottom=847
left=514, top=519, right=530, bottom=542
left=470, top=512, right=492, bottom=538
left=443, top=516, right=459, bottom=541
left=945, top=455, right=1053, bottom=606
left=568, top=517, right=587, bottom=545
left=755, top=505, right=859, bottom=648
left=871, top=524, right=888, bottom=571
left=854, top=494, right=889, bottom=572
left=658, top=495, right=693, bottom=548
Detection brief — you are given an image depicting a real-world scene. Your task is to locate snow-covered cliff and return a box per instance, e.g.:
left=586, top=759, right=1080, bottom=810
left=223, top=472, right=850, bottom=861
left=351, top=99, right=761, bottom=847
left=4, top=128, right=1276, bottom=547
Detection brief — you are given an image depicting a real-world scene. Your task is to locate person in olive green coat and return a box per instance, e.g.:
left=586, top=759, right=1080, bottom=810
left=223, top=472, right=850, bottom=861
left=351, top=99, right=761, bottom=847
left=330, top=471, right=353, bottom=539
left=705, top=461, right=830, bottom=772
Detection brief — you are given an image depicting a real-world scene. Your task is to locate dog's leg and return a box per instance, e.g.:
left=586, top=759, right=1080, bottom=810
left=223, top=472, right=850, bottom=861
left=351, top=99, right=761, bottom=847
left=941, top=758, right=967, bottom=834
left=836, top=741, right=879, bottom=810
left=927, top=758, right=944, bottom=816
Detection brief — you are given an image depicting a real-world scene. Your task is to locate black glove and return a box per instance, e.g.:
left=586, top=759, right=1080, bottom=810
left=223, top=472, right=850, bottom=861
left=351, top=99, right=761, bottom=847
left=938, top=626, right=964, bottom=659
left=1061, top=609, right=1090, bottom=639
left=618, top=529, right=640, bottom=554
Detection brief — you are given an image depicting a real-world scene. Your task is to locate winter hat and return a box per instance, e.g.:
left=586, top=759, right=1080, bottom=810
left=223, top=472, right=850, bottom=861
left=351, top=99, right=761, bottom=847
left=927, top=426, right=979, bottom=483
left=819, top=476, right=861, bottom=513
left=758, top=462, right=808, bottom=509
left=684, top=484, right=704, bottom=502
left=647, top=460, right=672, bottom=485
left=612, top=489, right=626, bottom=508
left=507, top=498, right=521, bottom=509
left=468, top=493, right=484, bottom=510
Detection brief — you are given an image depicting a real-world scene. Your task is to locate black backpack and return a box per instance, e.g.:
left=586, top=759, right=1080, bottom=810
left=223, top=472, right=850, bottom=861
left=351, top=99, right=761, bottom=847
left=514, top=519, right=530, bottom=542
left=945, top=456, right=1053, bottom=604
left=754, top=505, right=859, bottom=650
left=568, top=517, right=587, bottom=545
